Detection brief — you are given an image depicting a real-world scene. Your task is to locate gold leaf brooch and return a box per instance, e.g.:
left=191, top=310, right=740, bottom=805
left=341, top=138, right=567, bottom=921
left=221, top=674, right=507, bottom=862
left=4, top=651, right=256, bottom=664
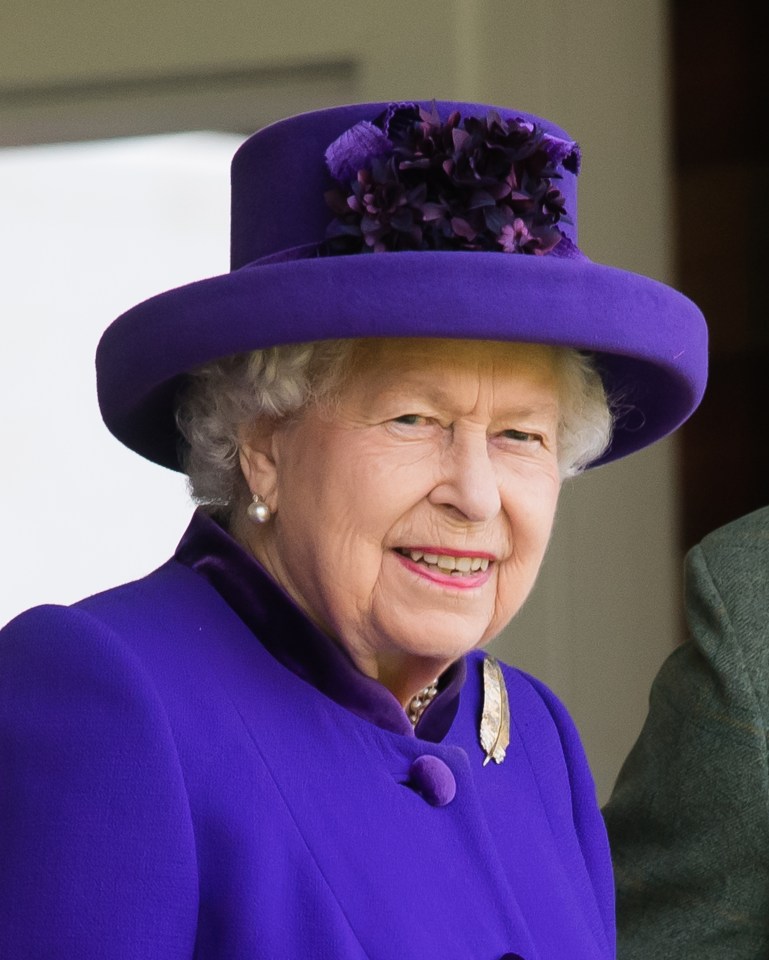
left=480, top=655, right=510, bottom=766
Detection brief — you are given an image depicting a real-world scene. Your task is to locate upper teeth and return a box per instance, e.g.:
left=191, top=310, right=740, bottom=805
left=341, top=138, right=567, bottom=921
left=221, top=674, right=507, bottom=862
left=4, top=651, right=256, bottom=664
left=406, top=551, right=489, bottom=572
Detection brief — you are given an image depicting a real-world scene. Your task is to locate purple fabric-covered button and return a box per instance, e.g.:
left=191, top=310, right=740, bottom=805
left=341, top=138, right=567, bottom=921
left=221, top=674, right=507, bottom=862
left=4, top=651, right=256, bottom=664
left=407, top=755, right=456, bottom=807
left=499, top=954, right=525, bottom=960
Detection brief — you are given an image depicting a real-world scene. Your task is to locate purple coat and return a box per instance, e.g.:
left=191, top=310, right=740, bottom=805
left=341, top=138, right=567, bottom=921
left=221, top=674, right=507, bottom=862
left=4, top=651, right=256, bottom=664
left=0, top=515, right=614, bottom=959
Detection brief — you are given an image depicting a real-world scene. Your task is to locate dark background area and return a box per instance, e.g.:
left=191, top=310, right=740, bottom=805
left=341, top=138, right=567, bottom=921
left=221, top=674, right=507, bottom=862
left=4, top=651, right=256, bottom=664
left=674, top=0, right=769, bottom=548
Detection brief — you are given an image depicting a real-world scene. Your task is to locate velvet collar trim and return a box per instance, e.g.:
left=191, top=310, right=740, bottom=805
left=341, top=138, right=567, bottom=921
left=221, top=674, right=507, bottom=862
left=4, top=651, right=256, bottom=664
left=174, top=510, right=465, bottom=741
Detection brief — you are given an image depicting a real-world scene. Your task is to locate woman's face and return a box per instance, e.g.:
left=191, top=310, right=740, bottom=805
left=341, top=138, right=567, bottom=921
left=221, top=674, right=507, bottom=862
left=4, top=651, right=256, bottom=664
left=240, top=339, right=562, bottom=702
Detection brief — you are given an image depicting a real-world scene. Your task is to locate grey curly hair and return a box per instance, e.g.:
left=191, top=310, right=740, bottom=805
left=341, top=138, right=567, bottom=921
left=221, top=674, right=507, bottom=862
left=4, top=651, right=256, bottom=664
left=175, top=339, right=613, bottom=517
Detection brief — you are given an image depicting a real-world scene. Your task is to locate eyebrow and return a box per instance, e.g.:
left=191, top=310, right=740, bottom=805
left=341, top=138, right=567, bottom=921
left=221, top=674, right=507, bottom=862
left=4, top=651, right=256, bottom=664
left=379, top=379, right=559, bottom=420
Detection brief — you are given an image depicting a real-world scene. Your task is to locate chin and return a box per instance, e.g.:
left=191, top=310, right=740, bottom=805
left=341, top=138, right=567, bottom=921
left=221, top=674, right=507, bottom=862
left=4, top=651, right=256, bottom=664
left=385, top=623, right=491, bottom=664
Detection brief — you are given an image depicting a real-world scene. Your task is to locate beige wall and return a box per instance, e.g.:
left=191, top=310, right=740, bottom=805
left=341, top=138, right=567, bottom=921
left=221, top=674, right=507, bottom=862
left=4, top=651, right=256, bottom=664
left=1, top=0, right=680, bottom=801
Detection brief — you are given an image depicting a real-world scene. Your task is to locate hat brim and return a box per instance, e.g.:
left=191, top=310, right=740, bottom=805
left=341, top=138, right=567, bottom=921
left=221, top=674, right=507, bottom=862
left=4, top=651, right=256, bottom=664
left=96, top=251, right=707, bottom=471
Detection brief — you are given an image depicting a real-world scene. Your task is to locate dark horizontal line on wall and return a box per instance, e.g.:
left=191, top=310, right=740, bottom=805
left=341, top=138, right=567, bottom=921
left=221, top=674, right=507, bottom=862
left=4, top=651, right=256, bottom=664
left=0, top=58, right=357, bottom=106
left=0, top=58, right=359, bottom=146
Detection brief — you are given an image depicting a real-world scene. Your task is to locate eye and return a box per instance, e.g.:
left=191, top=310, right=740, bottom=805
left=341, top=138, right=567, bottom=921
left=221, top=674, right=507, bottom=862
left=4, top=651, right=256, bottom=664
left=386, top=413, right=440, bottom=437
left=393, top=414, right=428, bottom=426
left=501, top=428, right=543, bottom=444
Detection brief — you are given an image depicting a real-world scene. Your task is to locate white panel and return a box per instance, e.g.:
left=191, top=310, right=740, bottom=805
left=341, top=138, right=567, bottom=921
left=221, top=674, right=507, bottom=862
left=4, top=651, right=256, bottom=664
left=0, top=133, right=242, bottom=622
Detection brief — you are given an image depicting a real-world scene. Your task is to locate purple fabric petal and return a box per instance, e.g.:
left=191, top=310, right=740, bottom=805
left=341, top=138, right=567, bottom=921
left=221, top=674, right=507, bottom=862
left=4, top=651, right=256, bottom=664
left=450, top=217, right=477, bottom=240
left=548, top=234, right=589, bottom=260
left=324, top=122, right=392, bottom=181
left=452, top=127, right=471, bottom=151
left=541, top=133, right=581, bottom=174
left=381, top=102, right=420, bottom=139
left=422, top=202, right=446, bottom=222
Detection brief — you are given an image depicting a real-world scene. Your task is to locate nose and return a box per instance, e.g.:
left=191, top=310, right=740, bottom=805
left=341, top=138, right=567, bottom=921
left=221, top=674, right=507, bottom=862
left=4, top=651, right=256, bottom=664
left=428, top=424, right=501, bottom=522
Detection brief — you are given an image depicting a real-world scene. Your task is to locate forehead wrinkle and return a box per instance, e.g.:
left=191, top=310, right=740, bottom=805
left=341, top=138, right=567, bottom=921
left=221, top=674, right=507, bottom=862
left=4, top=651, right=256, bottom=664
left=377, top=371, right=560, bottom=425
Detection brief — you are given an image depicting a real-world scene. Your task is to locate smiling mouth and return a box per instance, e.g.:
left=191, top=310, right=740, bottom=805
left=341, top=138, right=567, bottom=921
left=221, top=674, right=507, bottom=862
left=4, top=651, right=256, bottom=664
left=395, top=548, right=491, bottom=576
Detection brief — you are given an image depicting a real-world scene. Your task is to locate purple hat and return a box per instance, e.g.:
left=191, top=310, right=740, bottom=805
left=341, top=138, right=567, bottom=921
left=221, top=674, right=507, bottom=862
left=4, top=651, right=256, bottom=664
left=96, top=100, right=707, bottom=470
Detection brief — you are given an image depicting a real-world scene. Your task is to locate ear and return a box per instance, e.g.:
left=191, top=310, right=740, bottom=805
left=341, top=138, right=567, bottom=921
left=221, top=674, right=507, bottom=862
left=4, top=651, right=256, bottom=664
left=237, top=420, right=280, bottom=512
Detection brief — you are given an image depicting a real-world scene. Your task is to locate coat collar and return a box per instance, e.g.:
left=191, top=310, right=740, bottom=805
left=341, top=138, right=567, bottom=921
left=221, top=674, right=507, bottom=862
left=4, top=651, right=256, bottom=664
left=174, top=509, right=464, bottom=741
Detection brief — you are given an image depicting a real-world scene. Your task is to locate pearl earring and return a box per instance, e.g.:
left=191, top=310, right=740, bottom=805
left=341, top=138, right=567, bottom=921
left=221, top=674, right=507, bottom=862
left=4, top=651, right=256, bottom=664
left=246, top=494, right=272, bottom=524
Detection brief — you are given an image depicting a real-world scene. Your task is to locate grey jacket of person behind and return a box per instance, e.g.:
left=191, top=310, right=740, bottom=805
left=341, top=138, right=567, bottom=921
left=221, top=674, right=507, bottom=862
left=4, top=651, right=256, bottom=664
left=603, top=505, right=769, bottom=959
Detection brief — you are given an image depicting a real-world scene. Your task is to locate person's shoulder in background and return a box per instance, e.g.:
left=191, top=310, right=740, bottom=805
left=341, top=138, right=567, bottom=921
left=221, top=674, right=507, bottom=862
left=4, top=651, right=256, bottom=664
left=603, top=505, right=769, bottom=960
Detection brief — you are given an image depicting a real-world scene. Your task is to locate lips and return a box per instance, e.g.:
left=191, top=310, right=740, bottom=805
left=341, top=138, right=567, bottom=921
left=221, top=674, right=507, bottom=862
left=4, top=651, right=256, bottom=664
left=395, top=548, right=492, bottom=576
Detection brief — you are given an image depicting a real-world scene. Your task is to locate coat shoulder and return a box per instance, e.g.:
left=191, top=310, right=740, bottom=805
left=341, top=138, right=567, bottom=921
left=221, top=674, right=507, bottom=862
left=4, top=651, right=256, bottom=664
left=0, top=579, right=200, bottom=956
left=697, top=504, right=769, bottom=571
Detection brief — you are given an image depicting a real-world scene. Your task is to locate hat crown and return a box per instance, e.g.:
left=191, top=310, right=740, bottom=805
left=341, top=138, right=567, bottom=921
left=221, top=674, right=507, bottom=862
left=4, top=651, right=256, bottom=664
left=230, top=101, right=580, bottom=270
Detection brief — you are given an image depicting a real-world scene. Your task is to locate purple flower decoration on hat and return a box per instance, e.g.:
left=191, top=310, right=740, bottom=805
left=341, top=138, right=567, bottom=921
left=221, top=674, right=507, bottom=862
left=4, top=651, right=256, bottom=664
left=323, top=102, right=580, bottom=255
left=324, top=121, right=392, bottom=182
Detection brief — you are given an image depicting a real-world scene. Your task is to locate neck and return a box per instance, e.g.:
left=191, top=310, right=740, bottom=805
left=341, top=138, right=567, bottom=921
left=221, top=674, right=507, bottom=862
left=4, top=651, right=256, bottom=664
left=374, top=656, right=453, bottom=708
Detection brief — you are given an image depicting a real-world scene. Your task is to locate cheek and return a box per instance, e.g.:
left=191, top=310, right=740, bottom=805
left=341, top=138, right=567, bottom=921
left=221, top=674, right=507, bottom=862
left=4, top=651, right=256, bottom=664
left=489, top=536, right=552, bottom=637
left=282, top=462, right=400, bottom=578
left=319, top=443, right=435, bottom=544
left=497, top=475, right=560, bottom=582
left=501, top=466, right=560, bottom=533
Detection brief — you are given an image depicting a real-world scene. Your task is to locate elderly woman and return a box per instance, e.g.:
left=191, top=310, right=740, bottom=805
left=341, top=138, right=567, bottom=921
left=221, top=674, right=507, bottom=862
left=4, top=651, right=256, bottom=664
left=0, top=101, right=706, bottom=960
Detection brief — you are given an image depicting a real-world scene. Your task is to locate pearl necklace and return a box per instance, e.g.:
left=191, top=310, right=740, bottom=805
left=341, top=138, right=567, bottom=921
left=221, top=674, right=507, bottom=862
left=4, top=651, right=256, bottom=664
left=406, top=679, right=439, bottom=726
